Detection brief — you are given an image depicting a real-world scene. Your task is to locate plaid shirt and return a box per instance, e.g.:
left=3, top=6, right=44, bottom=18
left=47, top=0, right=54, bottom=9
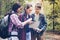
left=18, top=13, right=31, bottom=40
left=8, top=12, right=22, bottom=33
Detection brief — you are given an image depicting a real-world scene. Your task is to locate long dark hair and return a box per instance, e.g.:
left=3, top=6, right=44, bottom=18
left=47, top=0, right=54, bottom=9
left=4, top=3, right=22, bottom=16
left=12, top=3, right=21, bottom=12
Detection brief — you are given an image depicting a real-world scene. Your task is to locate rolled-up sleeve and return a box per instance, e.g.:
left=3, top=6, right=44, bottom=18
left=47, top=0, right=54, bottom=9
left=10, top=14, right=22, bottom=27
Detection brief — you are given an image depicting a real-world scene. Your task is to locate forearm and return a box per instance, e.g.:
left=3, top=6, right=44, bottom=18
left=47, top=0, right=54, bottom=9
left=22, top=18, right=32, bottom=26
left=40, top=24, right=47, bottom=31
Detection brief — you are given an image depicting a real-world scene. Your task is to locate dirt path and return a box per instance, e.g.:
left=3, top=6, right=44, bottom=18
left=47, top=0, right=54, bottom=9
left=45, top=32, right=60, bottom=40
left=0, top=32, right=60, bottom=40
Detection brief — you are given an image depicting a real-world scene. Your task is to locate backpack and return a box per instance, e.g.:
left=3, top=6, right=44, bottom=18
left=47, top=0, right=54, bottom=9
left=0, top=13, right=12, bottom=39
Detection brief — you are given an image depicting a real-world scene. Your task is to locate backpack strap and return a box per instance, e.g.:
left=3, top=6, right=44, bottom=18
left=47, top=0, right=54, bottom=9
left=8, top=13, right=12, bottom=26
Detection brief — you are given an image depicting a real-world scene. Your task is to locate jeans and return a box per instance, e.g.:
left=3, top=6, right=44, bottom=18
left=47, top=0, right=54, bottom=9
left=26, top=32, right=31, bottom=40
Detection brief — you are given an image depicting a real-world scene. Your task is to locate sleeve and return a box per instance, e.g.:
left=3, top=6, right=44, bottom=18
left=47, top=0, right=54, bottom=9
left=10, top=14, right=22, bottom=27
left=40, top=14, right=47, bottom=31
left=31, top=14, right=35, bottom=21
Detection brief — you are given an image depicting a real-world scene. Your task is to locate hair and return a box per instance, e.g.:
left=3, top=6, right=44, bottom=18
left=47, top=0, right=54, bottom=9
left=35, top=3, right=41, bottom=9
left=24, top=4, right=32, bottom=14
left=24, top=4, right=32, bottom=10
left=12, top=3, right=21, bottom=12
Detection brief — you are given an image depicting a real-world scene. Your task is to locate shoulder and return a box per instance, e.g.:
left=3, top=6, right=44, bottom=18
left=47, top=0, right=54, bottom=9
left=10, top=11, right=17, bottom=16
left=11, top=14, right=17, bottom=17
left=39, top=13, right=45, bottom=17
left=18, top=13, right=25, bottom=20
left=31, top=13, right=35, bottom=16
left=10, top=14, right=18, bottom=19
left=19, top=13, right=25, bottom=17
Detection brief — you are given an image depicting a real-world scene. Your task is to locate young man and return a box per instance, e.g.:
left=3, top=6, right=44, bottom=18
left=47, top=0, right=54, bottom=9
left=31, top=3, right=47, bottom=40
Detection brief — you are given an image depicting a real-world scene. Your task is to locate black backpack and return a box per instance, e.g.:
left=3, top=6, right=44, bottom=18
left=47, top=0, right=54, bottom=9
left=0, top=13, right=12, bottom=39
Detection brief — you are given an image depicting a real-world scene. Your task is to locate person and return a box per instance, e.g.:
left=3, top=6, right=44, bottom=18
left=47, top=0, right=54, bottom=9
left=19, top=4, right=33, bottom=40
left=8, top=3, right=32, bottom=40
left=31, top=3, right=47, bottom=40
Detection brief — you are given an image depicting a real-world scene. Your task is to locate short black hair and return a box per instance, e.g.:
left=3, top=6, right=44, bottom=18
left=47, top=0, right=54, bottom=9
left=12, top=3, right=21, bottom=12
left=35, top=3, right=41, bottom=9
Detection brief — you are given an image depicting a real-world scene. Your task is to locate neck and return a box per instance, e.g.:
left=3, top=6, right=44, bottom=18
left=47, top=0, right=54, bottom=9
left=26, top=13, right=29, bottom=15
left=35, top=13, right=39, bottom=15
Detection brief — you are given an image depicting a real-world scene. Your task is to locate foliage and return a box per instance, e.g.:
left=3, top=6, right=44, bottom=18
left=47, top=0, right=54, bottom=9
left=44, top=0, right=60, bottom=30
left=0, top=0, right=60, bottom=31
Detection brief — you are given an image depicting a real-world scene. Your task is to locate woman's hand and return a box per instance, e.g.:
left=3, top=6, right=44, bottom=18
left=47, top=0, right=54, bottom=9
left=18, top=24, right=24, bottom=29
left=22, top=18, right=32, bottom=26
left=28, top=21, right=34, bottom=24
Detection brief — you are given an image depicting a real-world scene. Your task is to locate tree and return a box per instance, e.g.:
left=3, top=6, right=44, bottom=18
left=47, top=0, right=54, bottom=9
left=44, top=0, right=60, bottom=30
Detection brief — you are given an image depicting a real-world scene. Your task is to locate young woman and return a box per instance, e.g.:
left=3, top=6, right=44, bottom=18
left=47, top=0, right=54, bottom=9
left=8, top=3, right=32, bottom=40
left=19, top=4, right=33, bottom=40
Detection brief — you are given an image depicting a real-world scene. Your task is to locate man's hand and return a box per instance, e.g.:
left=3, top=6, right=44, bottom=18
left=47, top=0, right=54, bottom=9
left=33, top=28, right=42, bottom=33
left=36, top=29, right=42, bottom=33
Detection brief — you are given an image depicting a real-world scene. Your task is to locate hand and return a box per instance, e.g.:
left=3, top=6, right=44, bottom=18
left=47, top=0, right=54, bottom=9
left=32, top=28, right=37, bottom=31
left=22, top=18, right=32, bottom=26
left=33, top=28, right=42, bottom=32
left=28, top=21, right=34, bottom=24
left=18, top=24, right=24, bottom=29
left=32, top=28, right=39, bottom=31
left=21, top=23, right=24, bottom=26
left=36, top=29, right=42, bottom=33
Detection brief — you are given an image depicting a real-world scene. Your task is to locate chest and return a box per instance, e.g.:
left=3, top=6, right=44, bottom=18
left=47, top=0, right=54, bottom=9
left=21, top=15, right=31, bottom=22
left=33, top=14, right=44, bottom=22
left=34, top=15, right=39, bottom=21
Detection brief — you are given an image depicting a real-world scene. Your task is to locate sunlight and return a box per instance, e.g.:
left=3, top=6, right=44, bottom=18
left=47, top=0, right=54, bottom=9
left=24, top=0, right=44, bottom=14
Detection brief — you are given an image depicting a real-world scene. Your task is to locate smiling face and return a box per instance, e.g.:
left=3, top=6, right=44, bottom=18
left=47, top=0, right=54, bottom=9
left=35, top=6, right=41, bottom=14
left=35, top=3, right=41, bottom=14
left=26, top=7, right=32, bottom=15
left=17, top=6, right=23, bottom=13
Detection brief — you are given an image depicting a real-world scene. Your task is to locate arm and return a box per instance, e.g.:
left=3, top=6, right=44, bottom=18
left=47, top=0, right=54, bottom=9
left=35, top=15, right=47, bottom=32
left=22, top=18, right=32, bottom=25
left=10, top=14, right=32, bottom=28
left=40, top=15, right=47, bottom=31
left=28, top=14, right=35, bottom=24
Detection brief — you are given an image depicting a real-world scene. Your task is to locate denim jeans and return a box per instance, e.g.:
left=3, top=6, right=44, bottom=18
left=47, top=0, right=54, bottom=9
left=26, top=32, right=31, bottom=40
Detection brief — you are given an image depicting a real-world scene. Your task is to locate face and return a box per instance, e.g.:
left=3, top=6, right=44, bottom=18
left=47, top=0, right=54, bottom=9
left=17, top=6, right=23, bottom=13
left=26, top=7, right=32, bottom=15
left=35, top=7, right=41, bottom=14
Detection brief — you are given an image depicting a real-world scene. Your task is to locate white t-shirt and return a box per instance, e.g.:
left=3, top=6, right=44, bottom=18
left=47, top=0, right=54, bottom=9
left=29, top=14, right=40, bottom=29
